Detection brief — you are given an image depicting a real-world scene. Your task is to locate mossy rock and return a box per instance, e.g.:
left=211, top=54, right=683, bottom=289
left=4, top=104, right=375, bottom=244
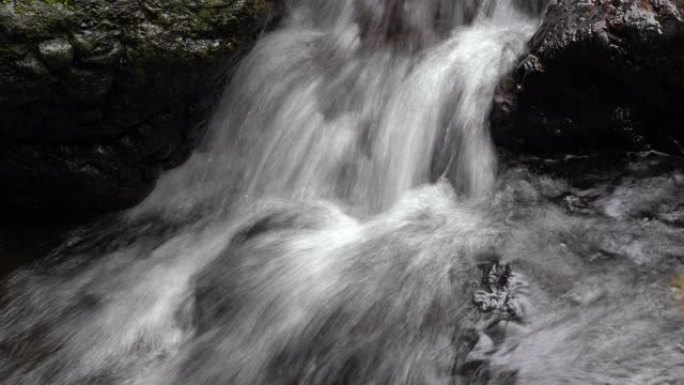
left=0, top=0, right=280, bottom=214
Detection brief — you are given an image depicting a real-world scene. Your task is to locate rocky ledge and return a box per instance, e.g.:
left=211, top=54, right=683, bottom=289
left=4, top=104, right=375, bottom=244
left=0, top=0, right=278, bottom=214
left=492, top=0, right=684, bottom=155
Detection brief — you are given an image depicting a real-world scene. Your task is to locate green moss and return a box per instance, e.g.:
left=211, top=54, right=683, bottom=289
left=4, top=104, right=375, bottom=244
left=1, top=0, right=70, bottom=5
left=1, top=0, right=274, bottom=69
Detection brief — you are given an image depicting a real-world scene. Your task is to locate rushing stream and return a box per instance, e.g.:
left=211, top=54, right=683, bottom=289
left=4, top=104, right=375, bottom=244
left=1, top=1, right=684, bottom=384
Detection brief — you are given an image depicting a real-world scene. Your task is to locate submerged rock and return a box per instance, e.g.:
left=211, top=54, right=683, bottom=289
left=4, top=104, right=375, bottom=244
left=491, top=0, right=684, bottom=155
left=0, top=0, right=280, bottom=214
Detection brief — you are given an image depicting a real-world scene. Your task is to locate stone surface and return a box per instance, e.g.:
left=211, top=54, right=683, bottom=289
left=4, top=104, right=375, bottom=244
left=491, top=0, right=684, bottom=155
left=0, top=0, right=279, bottom=214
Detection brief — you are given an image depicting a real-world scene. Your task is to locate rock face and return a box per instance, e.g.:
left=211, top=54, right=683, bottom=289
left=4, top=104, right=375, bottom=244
left=0, top=0, right=278, bottom=214
left=492, top=0, right=684, bottom=155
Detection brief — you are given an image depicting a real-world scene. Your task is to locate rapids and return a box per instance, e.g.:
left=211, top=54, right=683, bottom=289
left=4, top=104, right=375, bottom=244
left=1, top=1, right=683, bottom=384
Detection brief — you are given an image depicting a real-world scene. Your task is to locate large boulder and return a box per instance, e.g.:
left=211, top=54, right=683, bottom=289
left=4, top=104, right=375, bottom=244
left=0, top=0, right=279, bottom=214
left=492, top=0, right=684, bottom=155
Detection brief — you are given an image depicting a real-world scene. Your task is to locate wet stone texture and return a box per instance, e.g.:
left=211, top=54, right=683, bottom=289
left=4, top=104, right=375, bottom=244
left=0, top=0, right=280, bottom=214
left=491, top=0, right=684, bottom=155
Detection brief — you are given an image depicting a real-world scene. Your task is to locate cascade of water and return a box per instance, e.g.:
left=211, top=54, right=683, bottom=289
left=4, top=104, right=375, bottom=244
left=143, top=0, right=537, bottom=216
left=2, top=2, right=683, bottom=385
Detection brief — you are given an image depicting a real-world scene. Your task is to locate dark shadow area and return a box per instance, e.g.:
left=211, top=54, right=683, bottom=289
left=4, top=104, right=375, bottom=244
left=0, top=214, right=96, bottom=279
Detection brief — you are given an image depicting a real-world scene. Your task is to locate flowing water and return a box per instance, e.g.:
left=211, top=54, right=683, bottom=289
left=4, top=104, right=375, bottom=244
left=1, top=1, right=684, bottom=384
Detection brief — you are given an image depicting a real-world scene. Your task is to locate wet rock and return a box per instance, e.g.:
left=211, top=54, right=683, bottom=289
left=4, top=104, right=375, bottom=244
left=472, top=262, right=531, bottom=325
left=459, top=261, right=531, bottom=383
left=0, top=0, right=281, bottom=215
left=13, top=55, right=49, bottom=77
left=79, top=40, right=122, bottom=67
left=491, top=0, right=684, bottom=155
left=37, top=38, right=74, bottom=70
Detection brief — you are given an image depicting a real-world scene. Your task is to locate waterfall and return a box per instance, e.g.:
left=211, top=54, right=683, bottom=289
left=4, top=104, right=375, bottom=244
left=2, top=1, right=683, bottom=385
left=141, top=0, right=537, bottom=216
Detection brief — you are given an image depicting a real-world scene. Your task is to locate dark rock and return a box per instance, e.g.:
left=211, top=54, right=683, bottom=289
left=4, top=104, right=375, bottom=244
left=37, top=38, right=74, bottom=70
left=491, top=0, right=684, bottom=155
left=0, top=0, right=281, bottom=214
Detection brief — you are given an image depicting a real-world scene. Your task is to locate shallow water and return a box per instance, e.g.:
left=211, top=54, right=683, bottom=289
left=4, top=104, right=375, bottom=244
left=1, top=1, right=683, bottom=384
